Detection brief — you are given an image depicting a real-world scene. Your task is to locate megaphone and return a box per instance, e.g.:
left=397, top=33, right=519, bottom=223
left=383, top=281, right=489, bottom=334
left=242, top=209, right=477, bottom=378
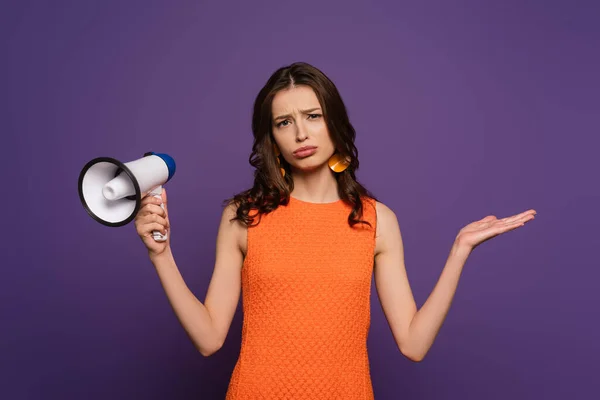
left=78, top=151, right=176, bottom=242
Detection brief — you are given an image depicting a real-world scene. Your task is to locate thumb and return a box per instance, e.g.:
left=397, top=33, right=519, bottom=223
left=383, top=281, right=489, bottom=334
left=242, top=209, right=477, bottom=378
left=162, top=188, right=168, bottom=212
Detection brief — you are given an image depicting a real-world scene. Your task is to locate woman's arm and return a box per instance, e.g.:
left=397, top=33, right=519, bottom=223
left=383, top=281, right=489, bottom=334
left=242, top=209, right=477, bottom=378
left=151, top=203, right=245, bottom=357
left=374, top=201, right=535, bottom=362
left=373, top=202, right=470, bottom=362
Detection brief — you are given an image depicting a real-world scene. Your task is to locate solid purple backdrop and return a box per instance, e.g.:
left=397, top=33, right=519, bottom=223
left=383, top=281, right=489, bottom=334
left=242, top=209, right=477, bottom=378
left=3, top=0, right=599, bottom=399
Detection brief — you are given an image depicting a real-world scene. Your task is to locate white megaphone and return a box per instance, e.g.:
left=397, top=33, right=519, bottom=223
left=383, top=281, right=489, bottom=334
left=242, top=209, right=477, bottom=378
left=78, top=151, right=176, bottom=242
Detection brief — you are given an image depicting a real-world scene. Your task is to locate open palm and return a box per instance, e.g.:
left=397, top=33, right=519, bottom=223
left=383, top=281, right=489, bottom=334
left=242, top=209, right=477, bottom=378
left=456, top=209, right=537, bottom=251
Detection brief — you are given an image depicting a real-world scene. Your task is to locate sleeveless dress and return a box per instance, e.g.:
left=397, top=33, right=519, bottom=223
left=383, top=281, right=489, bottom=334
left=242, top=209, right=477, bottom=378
left=225, top=195, right=378, bottom=399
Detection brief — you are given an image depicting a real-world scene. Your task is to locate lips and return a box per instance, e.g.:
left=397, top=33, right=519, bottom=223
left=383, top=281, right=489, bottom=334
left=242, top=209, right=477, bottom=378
left=293, top=146, right=317, bottom=155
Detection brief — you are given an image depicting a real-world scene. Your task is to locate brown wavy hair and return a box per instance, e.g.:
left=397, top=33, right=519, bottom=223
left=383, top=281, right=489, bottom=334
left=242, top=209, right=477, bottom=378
left=222, top=61, right=377, bottom=228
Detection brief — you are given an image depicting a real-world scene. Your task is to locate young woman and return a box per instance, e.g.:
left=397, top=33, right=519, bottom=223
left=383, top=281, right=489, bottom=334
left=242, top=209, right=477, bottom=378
left=134, top=62, right=536, bottom=399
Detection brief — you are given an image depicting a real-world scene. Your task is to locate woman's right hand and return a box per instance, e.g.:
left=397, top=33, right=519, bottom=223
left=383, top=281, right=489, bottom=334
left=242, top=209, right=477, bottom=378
left=134, top=188, right=171, bottom=258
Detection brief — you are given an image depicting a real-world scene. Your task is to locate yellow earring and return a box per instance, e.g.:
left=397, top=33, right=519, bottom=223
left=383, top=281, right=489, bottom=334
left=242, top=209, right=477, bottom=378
left=328, top=152, right=351, bottom=173
left=274, top=144, right=286, bottom=177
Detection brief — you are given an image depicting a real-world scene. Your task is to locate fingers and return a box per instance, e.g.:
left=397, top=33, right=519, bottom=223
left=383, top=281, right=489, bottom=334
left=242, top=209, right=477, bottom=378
left=135, top=214, right=169, bottom=237
left=142, top=212, right=169, bottom=228
left=512, top=210, right=536, bottom=219
left=136, top=192, right=170, bottom=232
left=141, top=194, right=163, bottom=207
left=135, top=199, right=169, bottom=226
left=141, top=193, right=168, bottom=214
left=145, top=222, right=168, bottom=236
left=500, top=209, right=536, bottom=223
left=162, top=190, right=168, bottom=214
left=137, top=203, right=166, bottom=218
left=502, top=213, right=535, bottom=224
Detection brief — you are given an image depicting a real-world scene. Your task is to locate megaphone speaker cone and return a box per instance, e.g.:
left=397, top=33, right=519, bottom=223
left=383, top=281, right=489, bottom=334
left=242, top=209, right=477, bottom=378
left=78, top=157, right=141, bottom=227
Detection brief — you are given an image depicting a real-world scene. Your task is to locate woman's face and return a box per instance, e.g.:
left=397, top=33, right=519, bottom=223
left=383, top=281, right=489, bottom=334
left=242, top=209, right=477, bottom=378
left=271, top=85, right=336, bottom=173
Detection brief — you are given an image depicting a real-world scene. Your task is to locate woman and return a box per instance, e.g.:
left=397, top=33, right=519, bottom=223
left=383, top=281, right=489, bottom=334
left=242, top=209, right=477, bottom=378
left=134, top=62, right=536, bottom=399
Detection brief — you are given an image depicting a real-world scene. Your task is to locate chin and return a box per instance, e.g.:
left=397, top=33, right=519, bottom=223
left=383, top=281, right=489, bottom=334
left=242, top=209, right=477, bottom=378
left=291, top=159, right=328, bottom=173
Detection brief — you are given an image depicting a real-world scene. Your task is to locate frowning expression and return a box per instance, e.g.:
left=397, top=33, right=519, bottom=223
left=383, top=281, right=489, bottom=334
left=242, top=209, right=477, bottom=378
left=271, top=85, right=336, bottom=172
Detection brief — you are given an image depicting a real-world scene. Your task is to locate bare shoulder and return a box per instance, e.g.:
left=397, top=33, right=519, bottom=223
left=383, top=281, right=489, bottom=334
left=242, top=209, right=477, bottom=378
left=374, top=200, right=401, bottom=257
left=374, top=200, right=398, bottom=232
left=221, top=201, right=248, bottom=257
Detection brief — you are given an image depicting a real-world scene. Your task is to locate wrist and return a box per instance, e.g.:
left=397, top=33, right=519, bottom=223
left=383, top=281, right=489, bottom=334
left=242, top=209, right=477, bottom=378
left=149, top=246, right=173, bottom=264
left=451, top=240, right=472, bottom=258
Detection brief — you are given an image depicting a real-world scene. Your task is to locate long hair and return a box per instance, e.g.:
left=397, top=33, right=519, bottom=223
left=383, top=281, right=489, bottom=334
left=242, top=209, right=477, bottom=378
left=222, top=61, right=377, bottom=228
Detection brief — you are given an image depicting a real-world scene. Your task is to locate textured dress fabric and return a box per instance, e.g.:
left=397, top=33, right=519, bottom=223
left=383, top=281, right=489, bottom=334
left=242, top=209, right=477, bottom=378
left=225, top=195, right=378, bottom=399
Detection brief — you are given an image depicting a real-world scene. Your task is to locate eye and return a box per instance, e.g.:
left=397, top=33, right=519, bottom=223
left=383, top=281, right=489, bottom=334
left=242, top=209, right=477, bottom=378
left=276, top=120, right=290, bottom=128
left=308, top=114, right=321, bottom=120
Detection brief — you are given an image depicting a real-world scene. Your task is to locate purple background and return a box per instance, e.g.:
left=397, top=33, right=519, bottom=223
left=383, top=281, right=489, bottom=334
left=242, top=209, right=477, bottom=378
left=3, top=0, right=599, bottom=399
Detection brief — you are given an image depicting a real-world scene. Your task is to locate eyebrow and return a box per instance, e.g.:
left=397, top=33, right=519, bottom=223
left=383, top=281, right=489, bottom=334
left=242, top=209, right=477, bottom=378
left=273, top=107, right=322, bottom=122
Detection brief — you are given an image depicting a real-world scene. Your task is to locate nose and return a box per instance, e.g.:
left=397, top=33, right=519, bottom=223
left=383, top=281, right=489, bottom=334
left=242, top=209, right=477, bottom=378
left=295, top=120, right=308, bottom=142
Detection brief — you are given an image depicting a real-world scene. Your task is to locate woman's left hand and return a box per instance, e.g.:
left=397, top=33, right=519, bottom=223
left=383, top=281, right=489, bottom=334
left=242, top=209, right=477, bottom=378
left=455, top=209, right=537, bottom=251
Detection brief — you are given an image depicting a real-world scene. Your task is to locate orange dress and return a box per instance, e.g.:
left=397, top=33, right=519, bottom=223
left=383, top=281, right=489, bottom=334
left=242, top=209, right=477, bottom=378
left=225, top=195, right=378, bottom=399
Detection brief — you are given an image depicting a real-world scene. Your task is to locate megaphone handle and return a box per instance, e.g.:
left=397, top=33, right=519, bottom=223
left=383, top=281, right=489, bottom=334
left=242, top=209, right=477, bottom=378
left=148, top=185, right=168, bottom=242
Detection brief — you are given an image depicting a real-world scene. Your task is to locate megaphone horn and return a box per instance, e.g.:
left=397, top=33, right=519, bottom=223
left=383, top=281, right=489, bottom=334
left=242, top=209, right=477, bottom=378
left=78, top=151, right=176, bottom=242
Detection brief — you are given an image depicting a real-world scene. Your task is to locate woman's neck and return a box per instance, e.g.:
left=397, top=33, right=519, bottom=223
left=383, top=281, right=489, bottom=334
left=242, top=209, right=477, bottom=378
left=289, top=164, right=340, bottom=203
